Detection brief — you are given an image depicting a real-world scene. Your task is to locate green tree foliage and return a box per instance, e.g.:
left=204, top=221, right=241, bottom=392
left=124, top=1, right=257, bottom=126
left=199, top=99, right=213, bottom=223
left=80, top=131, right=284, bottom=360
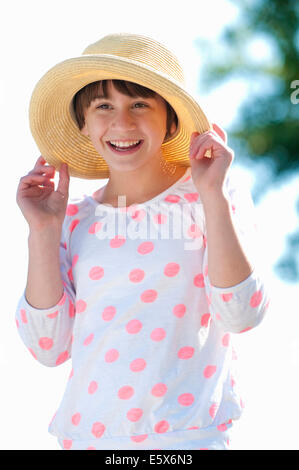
left=196, top=0, right=299, bottom=282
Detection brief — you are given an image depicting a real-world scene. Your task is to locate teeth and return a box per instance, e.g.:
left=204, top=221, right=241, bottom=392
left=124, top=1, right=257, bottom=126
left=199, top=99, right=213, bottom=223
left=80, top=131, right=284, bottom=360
left=109, top=140, right=140, bottom=148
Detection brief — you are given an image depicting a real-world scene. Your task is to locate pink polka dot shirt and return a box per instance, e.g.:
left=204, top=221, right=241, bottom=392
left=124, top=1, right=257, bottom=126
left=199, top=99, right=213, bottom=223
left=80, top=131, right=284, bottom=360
left=15, top=167, right=269, bottom=450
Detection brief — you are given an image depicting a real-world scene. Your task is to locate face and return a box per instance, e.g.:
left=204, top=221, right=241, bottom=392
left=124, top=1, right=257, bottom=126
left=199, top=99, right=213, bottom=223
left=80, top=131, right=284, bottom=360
left=81, top=81, right=176, bottom=173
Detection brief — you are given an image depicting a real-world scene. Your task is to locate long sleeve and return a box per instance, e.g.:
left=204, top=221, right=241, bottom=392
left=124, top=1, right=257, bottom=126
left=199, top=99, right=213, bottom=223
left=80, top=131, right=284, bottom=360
left=15, top=215, right=76, bottom=367
left=203, top=172, right=270, bottom=333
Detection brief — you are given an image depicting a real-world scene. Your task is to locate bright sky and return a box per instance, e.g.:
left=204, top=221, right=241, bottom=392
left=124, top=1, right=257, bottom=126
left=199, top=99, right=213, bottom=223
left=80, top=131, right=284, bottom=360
left=1, top=0, right=299, bottom=450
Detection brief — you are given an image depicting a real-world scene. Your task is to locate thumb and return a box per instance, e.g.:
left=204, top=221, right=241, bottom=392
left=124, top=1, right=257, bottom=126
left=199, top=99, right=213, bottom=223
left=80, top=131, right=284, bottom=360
left=56, top=162, right=69, bottom=199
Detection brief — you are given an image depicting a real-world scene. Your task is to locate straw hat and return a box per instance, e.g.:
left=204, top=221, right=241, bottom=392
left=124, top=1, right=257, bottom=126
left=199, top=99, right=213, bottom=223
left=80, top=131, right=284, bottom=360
left=29, top=33, right=212, bottom=179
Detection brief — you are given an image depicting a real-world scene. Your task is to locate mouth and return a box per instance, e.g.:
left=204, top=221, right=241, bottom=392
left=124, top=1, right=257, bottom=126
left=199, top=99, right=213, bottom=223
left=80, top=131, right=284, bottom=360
left=107, top=140, right=143, bottom=154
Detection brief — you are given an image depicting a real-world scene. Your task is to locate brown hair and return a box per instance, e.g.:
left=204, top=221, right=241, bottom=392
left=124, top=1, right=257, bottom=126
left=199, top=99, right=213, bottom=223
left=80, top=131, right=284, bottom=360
left=73, top=79, right=178, bottom=139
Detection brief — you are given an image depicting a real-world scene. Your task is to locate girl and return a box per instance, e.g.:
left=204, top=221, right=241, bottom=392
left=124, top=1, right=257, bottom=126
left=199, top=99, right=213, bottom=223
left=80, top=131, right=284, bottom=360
left=15, top=33, right=269, bottom=450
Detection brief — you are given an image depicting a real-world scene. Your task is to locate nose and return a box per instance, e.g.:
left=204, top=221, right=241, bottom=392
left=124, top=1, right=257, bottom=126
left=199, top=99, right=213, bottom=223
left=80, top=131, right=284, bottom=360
left=111, top=108, right=137, bottom=132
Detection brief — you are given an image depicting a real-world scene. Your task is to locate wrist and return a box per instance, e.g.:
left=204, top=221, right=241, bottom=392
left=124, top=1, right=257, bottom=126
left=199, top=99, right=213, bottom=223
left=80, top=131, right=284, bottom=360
left=28, top=224, right=62, bottom=243
left=198, top=186, right=229, bottom=208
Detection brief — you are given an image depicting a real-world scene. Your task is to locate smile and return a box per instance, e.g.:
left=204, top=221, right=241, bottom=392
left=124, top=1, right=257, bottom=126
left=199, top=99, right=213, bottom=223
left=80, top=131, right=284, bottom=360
left=107, top=140, right=143, bottom=154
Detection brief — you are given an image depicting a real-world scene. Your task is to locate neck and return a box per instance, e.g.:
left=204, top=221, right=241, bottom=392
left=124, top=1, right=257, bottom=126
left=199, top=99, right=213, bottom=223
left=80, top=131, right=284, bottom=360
left=95, top=157, right=186, bottom=207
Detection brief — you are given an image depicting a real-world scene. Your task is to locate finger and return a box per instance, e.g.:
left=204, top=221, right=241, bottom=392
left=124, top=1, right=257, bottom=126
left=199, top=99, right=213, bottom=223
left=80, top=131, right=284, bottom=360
left=190, top=132, right=218, bottom=159
left=56, top=163, right=69, bottom=198
left=212, top=123, right=227, bottom=143
left=34, top=155, right=47, bottom=168
left=19, top=174, right=52, bottom=190
left=28, top=164, right=55, bottom=176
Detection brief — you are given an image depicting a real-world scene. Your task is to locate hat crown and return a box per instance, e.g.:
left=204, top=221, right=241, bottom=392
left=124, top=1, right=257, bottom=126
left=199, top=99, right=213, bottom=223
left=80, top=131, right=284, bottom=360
left=83, top=33, right=185, bottom=85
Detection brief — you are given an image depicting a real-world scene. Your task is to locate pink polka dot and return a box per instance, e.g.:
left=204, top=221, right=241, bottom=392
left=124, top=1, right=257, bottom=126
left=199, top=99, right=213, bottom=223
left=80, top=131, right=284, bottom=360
left=131, top=434, right=148, bottom=443
left=222, top=333, right=230, bottom=347
left=102, top=306, right=116, bottom=321
left=86, top=446, right=96, bottom=450
left=66, top=204, right=78, bottom=216
left=173, top=304, right=186, bottom=318
left=154, top=420, right=169, bottom=433
left=88, top=381, right=98, bottom=395
left=153, top=213, right=167, bottom=224
left=126, top=319, right=143, bottom=334
left=71, top=413, right=81, bottom=426
left=150, top=328, right=166, bottom=341
left=178, top=346, right=194, bottom=359
left=56, top=350, right=69, bottom=365
left=83, top=333, right=94, bottom=346
left=39, top=337, right=53, bottom=350
left=110, top=235, right=126, bottom=248
left=67, top=267, right=73, bottom=282
left=137, top=241, right=154, bottom=255
left=131, top=209, right=146, bottom=221
left=118, top=386, right=134, bottom=399
left=127, top=408, right=143, bottom=422
left=165, top=194, right=180, bottom=203
left=164, top=262, right=180, bottom=277
left=29, top=348, right=37, bottom=360
left=20, top=309, right=27, bottom=324
left=58, top=292, right=67, bottom=305
left=130, top=358, right=146, bottom=372
left=217, top=423, right=227, bottom=432
left=221, top=293, right=233, bottom=302
left=184, top=192, right=199, bottom=202
left=129, top=269, right=145, bottom=283
left=203, top=365, right=217, bottom=378
left=47, top=310, right=58, bottom=319
left=91, top=422, right=105, bottom=438
left=201, top=313, right=211, bottom=328
left=88, top=221, right=102, bottom=234
left=178, top=393, right=194, bottom=406
left=239, top=326, right=253, bottom=333
left=69, top=300, right=75, bottom=318
left=250, top=290, right=263, bottom=308
left=209, top=403, right=219, bottom=419
left=69, top=219, right=80, bottom=232
left=187, top=224, right=202, bottom=238
left=72, top=254, right=79, bottom=267
left=62, top=439, right=73, bottom=450
left=76, top=299, right=87, bottom=313
left=140, top=289, right=157, bottom=303
left=89, top=266, right=104, bottom=280
left=194, top=273, right=205, bottom=287
left=15, top=318, right=19, bottom=329
left=69, top=368, right=74, bottom=379
left=105, top=349, right=119, bottom=363
left=151, top=383, right=167, bottom=397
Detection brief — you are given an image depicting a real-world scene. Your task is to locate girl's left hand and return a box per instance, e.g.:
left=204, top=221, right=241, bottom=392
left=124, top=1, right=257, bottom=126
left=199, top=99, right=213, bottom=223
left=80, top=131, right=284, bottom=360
left=189, top=123, right=234, bottom=199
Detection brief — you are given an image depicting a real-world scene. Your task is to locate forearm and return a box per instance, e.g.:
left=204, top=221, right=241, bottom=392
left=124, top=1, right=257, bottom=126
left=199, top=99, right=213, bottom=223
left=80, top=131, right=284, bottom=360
left=25, top=227, right=64, bottom=309
left=201, top=189, right=253, bottom=288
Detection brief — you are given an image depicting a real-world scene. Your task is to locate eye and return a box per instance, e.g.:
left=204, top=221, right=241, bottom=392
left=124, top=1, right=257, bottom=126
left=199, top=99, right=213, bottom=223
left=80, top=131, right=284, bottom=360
left=133, top=102, right=148, bottom=108
left=96, top=103, right=111, bottom=110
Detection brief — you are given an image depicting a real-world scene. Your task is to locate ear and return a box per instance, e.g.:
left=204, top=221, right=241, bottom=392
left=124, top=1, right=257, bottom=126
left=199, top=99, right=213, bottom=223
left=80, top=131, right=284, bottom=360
left=169, top=121, right=177, bottom=136
left=164, top=121, right=177, bottom=141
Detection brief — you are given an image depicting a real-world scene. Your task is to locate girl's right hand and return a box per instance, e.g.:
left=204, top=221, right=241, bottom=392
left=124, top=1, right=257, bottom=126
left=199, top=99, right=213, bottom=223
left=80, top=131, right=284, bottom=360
left=16, top=156, right=70, bottom=231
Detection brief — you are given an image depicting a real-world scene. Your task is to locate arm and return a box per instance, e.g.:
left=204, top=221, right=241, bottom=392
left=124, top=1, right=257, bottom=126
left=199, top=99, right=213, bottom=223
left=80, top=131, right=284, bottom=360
left=190, top=123, right=270, bottom=332
left=201, top=189, right=253, bottom=288
left=15, top=156, right=75, bottom=366
left=26, top=226, right=64, bottom=309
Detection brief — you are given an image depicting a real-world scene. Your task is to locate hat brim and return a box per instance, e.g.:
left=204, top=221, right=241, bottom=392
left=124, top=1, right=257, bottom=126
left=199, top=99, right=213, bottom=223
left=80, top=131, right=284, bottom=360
left=29, top=54, right=212, bottom=179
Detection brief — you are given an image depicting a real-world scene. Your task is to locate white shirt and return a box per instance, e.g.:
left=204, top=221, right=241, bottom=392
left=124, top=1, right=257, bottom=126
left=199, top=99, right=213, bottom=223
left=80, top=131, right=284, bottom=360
left=15, top=167, right=269, bottom=450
